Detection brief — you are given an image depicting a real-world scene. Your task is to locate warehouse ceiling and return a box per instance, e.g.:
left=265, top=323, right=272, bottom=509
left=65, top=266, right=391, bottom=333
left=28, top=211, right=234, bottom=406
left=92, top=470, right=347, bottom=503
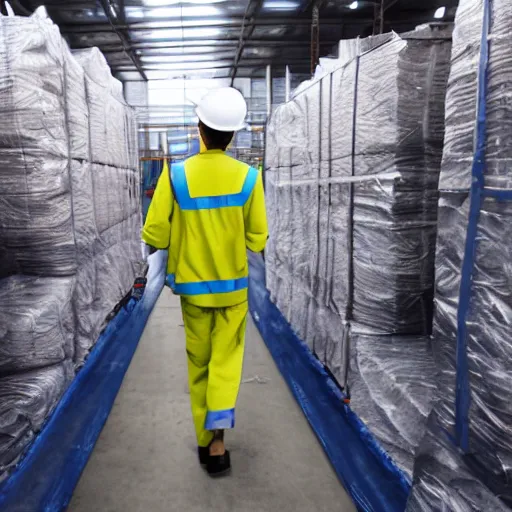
left=8, top=0, right=459, bottom=81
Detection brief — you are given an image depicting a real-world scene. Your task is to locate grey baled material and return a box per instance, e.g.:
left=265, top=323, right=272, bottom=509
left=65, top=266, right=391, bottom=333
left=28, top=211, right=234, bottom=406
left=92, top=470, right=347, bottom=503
left=408, top=1, right=512, bottom=509
left=265, top=27, right=451, bottom=477
left=0, top=10, right=141, bottom=479
left=349, top=333, right=436, bottom=477
left=0, top=361, right=74, bottom=481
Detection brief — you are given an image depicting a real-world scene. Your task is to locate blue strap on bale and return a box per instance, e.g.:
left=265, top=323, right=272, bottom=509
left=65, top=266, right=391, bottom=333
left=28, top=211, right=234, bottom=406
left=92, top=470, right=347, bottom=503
left=0, top=251, right=167, bottom=512
left=455, top=0, right=490, bottom=453
left=248, top=252, right=410, bottom=512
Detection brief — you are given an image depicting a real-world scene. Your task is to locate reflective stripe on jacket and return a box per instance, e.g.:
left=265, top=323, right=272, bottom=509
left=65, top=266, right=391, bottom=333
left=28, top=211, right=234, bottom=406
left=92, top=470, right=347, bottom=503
left=142, top=149, right=268, bottom=308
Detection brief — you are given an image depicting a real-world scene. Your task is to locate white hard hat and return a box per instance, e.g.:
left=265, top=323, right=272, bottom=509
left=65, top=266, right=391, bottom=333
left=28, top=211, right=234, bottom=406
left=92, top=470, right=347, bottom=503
left=192, top=87, right=248, bottom=132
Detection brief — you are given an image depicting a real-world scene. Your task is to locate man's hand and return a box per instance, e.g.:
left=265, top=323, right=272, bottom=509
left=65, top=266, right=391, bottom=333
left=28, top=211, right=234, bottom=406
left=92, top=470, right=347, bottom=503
left=141, top=242, right=152, bottom=261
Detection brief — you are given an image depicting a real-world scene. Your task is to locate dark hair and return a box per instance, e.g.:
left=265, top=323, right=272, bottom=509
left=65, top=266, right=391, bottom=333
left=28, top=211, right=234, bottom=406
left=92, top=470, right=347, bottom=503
left=199, top=121, right=234, bottom=151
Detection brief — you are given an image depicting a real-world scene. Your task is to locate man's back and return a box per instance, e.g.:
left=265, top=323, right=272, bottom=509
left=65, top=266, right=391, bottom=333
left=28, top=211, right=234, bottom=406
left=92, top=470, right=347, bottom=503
left=143, top=150, right=267, bottom=308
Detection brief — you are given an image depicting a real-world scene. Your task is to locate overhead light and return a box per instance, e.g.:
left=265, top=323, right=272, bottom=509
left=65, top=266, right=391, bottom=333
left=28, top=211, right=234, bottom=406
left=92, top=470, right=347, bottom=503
left=263, top=1, right=300, bottom=11
left=145, top=28, right=222, bottom=39
left=134, top=19, right=228, bottom=29
left=126, top=8, right=145, bottom=18
left=434, top=6, right=446, bottom=18
left=108, top=2, right=117, bottom=17
left=146, top=6, right=221, bottom=17
left=143, top=0, right=225, bottom=6
left=142, top=46, right=225, bottom=55
left=141, top=53, right=232, bottom=63
left=145, top=60, right=230, bottom=70
left=348, top=1, right=358, bottom=9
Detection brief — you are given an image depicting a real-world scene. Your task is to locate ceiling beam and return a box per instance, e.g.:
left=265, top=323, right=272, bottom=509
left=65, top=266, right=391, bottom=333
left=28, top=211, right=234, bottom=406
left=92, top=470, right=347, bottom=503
left=97, top=0, right=148, bottom=81
left=230, top=0, right=265, bottom=85
left=61, top=11, right=449, bottom=35
left=113, top=59, right=312, bottom=72
left=81, top=39, right=338, bottom=53
left=60, top=16, right=347, bottom=33
left=99, top=40, right=333, bottom=52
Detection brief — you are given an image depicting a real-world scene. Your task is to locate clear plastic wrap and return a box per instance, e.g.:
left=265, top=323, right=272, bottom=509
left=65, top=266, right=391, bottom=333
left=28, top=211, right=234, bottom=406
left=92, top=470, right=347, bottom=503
left=0, top=276, right=75, bottom=374
left=64, top=47, right=89, bottom=161
left=0, top=361, right=74, bottom=479
left=0, top=11, right=142, bottom=479
left=73, top=49, right=137, bottom=170
left=265, top=27, right=451, bottom=353
left=408, top=0, right=512, bottom=508
left=348, top=332, right=437, bottom=477
left=73, top=48, right=111, bottom=167
left=407, top=413, right=511, bottom=511
left=0, top=12, right=74, bottom=278
left=0, top=156, right=76, bottom=278
left=265, top=27, right=452, bottom=480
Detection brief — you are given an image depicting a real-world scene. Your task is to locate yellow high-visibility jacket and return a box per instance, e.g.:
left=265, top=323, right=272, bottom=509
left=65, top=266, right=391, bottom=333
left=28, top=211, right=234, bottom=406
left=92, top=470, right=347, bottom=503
left=142, top=149, right=268, bottom=308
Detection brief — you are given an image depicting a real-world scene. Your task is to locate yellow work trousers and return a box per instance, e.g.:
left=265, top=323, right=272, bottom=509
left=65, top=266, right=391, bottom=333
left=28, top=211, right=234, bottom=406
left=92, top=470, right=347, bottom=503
left=181, top=298, right=248, bottom=448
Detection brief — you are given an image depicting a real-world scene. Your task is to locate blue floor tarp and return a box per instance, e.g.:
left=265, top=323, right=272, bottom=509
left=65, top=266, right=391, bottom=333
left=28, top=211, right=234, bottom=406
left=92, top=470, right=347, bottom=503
left=1, top=249, right=409, bottom=511
left=248, top=252, right=411, bottom=512
left=0, top=251, right=167, bottom=512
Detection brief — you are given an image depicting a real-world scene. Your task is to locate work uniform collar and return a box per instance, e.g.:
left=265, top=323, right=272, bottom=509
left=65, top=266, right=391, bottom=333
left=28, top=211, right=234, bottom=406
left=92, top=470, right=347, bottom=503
left=202, top=149, right=226, bottom=155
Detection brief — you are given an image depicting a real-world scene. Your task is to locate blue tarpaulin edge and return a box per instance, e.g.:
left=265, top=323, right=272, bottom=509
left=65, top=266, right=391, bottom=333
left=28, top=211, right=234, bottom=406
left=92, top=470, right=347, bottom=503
left=0, top=251, right=167, bottom=512
left=248, top=252, right=410, bottom=512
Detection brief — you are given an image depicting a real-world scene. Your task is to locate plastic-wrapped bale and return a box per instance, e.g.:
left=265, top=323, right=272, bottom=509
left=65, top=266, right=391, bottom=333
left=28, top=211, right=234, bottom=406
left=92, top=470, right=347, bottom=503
left=409, top=0, right=512, bottom=508
left=109, top=77, right=138, bottom=170
left=72, top=48, right=111, bottom=166
left=265, top=29, right=451, bottom=365
left=93, top=165, right=139, bottom=236
left=0, top=360, right=74, bottom=480
left=0, top=157, right=76, bottom=278
left=125, top=108, right=139, bottom=171
left=0, top=12, right=76, bottom=279
left=352, top=30, right=452, bottom=334
left=74, top=189, right=141, bottom=365
left=73, top=259, right=103, bottom=367
left=410, top=193, right=512, bottom=507
left=0, top=11, right=67, bottom=160
left=348, top=333, right=437, bottom=477
left=71, top=159, right=97, bottom=261
left=63, top=45, right=89, bottom=161
left=407, top=412, right=510, bottom=512
left=0, top=276, right=75, bottom=374
left=265, top=70, right=352, bottom=364
left=74, top=239, right=136, bottom=367
left=107, top=91, right=128, bottom=169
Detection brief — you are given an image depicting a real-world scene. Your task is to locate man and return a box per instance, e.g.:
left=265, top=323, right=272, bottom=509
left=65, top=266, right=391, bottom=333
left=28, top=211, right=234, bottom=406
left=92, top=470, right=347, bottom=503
left=142, top=87, right=268, bottom=477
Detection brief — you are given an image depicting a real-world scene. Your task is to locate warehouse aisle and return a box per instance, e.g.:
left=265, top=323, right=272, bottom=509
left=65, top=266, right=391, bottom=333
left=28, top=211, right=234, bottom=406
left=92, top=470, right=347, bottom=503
left=68, top=289, right=355, bottom=512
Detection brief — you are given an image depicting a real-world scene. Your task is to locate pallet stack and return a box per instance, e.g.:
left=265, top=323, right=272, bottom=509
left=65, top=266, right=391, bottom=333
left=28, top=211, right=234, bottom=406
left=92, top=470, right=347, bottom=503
left=0, top=10, right=141, bottom=479
left=265, top=27, right=452, bottom=476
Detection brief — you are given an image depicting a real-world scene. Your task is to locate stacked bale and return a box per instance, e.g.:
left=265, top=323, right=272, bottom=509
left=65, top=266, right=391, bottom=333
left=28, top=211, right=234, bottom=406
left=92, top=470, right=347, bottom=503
left=408, top=0, right=512, bottom=508
left=265, top=27, right=451, bottom=476
left=0, top=10, right=141, bottom=479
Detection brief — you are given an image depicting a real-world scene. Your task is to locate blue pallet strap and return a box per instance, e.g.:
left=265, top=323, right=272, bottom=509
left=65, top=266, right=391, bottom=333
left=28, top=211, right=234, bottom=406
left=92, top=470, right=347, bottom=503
left=455, top=0, right=490, bottom=452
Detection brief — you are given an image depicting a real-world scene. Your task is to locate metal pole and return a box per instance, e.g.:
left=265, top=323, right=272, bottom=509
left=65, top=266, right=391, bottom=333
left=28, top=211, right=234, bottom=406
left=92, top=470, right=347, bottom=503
left=380, top=0, right=385, bottom=34
left=266, top=64, right=272, bottom=119
left=311, top=3, right=320, bottom=75
left=160, top=132, right=168, bottom=156
left=285, top=65, right=291, bottom=103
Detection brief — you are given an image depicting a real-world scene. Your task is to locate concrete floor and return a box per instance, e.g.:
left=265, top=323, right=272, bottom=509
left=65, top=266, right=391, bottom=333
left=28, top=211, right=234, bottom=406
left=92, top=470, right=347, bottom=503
left=69, top=289, right=355, bottom=512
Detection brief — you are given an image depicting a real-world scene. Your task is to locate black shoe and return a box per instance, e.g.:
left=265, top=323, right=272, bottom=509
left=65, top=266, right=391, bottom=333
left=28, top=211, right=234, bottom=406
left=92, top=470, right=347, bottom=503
left=198, top=445, right=210, bottom=466
left=207, top=450, right=231, bottom=477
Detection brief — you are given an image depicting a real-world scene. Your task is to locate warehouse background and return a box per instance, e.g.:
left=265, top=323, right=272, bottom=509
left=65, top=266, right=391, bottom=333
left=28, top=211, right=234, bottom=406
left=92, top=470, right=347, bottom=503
left=1, top=0, right=459, bottom=167
left=2, top=1, right=512, bottom=511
